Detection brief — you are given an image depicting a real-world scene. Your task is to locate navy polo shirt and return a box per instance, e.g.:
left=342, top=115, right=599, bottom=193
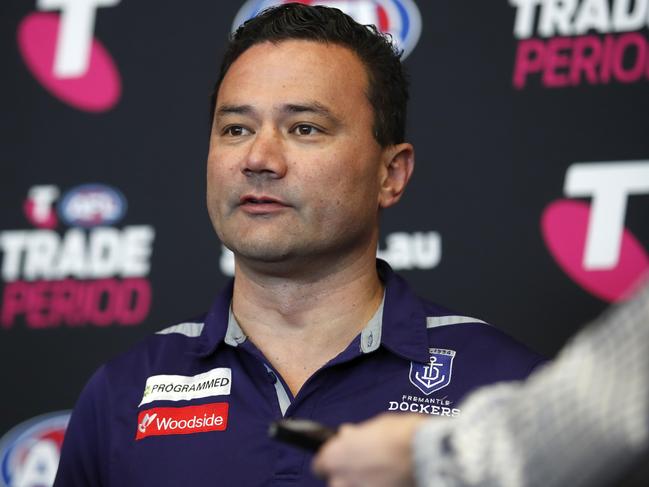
left=54, top=261, right=544, bottom=487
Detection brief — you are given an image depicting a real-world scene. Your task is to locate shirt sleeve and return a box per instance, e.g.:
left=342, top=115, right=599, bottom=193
left=53, top=365, right=112, bottom=487
left=413, top=280, right=649, bottom=487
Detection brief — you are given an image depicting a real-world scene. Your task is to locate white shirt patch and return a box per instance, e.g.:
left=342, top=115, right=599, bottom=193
left=139, top=368, right=232, bottom=406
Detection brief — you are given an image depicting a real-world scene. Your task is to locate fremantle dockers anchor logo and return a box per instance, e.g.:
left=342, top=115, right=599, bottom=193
left=409, top=348, right=456, bottom=395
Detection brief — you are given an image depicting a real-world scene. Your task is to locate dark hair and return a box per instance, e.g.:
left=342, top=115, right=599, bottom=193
left=210, top=3, right=408, bottom=147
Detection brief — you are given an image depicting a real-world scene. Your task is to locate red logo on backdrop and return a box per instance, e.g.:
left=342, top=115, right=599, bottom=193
left=136, top=403, right=229, bottom=440
left=0, top=411, right=70, bottom=487
left=233, top=0, right=422, bottom=59
left=541, top=161, right=649, bottom=302
left=510, top=0, right=649, bottom=89
left=17, top=0, right=122, bottom=112
left=0, top=184, right=155, bottom=330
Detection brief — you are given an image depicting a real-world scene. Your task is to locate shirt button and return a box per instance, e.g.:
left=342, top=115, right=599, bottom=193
left=366, top=333, right=373, bottom=348
left=267, top=370, right=278, bottom=384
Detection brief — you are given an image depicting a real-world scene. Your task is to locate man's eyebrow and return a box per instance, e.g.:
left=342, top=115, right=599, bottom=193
left=215, top=104, right=254, bottom=118
left=282, top=102, right=340, bottom=122
left=214, top=102, right=342, bottom=124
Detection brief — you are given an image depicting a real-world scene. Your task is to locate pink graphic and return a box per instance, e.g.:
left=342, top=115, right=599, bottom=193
left=23, top=198, right=57, bottom=229
left=1, top=278, right=152, bottom=329
left=541, top=199, right=649, bottom=302
left=17, top=13, right=121, bottom=112
left=513, top=33, right=649, bottom=89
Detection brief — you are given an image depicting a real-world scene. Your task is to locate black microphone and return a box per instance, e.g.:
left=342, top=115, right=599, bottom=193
left=269, top=418, right=336, bottom=452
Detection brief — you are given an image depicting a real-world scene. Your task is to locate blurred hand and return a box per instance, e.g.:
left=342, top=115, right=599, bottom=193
left=312, top=413, right=427, bottom=487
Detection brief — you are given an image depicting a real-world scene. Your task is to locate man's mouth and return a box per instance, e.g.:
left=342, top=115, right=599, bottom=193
left=239, top=195, right=289, bottom=214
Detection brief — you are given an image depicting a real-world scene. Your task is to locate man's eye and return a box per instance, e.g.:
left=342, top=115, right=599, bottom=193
left=291, top=124, right=321, bottom=136
left=223, top=126, right=250, bottom=137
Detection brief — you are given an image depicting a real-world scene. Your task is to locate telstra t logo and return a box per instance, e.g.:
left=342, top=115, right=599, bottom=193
left=17, top=0, right=122, bottom=112
left=542, top=161, right=649, bottom=302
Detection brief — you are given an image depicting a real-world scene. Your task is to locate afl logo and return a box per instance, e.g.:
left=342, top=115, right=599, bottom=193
left=0, top=411, right=70, bottom=487
left=58, top=184, right=127, bottom=228
left=233, top=0, right=422, bottom=59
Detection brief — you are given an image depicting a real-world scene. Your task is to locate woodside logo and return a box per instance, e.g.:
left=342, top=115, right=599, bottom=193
left=135, top=403, right=229, bottom=440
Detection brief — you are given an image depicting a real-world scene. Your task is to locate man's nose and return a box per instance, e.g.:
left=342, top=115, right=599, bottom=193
left=241, top=128, right=287, bottom=180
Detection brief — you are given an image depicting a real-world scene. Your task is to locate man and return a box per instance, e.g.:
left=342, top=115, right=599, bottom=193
left=313, top=280, right=649, bottom=487
left=54, top=5, right=544, bottom=486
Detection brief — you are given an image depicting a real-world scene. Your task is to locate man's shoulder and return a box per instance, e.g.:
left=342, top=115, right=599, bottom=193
left=381, top=266, right=545, bottom=372
left=416, top=298, right=546, bottom=373
left=100, top=314, right=209, bottom=383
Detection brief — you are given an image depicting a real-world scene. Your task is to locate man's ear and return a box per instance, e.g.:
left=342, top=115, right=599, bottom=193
left=378, top=143, right=415, bottom=209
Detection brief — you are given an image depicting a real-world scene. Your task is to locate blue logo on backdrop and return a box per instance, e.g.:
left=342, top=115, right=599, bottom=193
left=233, top=0, right=422, bottom=59
left=58, top=183, right=127, bottom=228
left=409, top=348, right=456, bottom=395
left=0, top=411, right=71, bottom=487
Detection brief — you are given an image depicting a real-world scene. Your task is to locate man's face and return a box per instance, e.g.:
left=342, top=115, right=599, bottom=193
left=207, top=40, right=395, bottom=270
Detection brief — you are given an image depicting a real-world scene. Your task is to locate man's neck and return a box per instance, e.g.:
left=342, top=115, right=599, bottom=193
left=231, top=252, right=384, bottom=396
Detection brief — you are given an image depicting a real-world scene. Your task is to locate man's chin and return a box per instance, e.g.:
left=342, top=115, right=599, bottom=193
left=228, top=241, right=336, bottom=278
left=227, top=241, right=296, bottom=264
